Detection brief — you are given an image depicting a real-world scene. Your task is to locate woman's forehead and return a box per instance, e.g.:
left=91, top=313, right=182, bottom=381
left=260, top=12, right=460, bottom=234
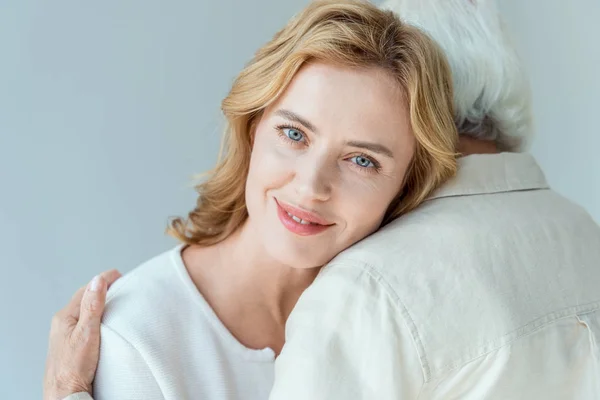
left=266, top=62, right=410, bottom=140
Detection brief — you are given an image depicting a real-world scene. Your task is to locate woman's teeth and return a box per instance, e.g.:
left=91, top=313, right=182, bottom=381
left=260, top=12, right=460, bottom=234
left=287, top=211, right=314, bottom=225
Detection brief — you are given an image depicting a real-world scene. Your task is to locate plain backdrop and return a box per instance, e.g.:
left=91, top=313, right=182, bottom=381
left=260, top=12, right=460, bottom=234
left=499, top=0, right=599, bottom=224
left=0, top=1, right=598, bottom=398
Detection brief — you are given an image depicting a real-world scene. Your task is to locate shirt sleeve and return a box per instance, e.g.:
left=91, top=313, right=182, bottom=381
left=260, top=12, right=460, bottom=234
left=62, top=393, right=94, bottom=400
left=92, top=324, right=165, bottom=400
left=269, top=264, right=424, bottom=400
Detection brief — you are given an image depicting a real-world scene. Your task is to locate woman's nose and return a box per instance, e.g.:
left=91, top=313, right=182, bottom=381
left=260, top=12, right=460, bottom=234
left=294, top=159, right=334, bottom=203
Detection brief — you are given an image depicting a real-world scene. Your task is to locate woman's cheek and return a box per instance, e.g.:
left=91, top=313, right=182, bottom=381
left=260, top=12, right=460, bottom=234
left=253, top=141, right=299, bottom=181
left=270, top=139, right=305, bottom=164
left=338, top=168, right=393, bottom=217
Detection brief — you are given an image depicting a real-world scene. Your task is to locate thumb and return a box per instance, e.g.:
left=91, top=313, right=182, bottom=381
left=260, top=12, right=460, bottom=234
left=76, top=275, right=108, bottom=338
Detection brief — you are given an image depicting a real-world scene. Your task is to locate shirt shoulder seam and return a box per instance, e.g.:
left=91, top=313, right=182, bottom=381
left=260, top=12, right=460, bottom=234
left=324, top=260, right=432, bottom=383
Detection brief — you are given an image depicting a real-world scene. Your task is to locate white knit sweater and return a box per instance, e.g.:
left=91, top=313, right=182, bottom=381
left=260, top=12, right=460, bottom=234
left=65, top=246, right=275, bottom=400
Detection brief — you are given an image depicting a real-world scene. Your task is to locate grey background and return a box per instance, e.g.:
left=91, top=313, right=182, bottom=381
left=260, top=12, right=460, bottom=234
left=499, top=0, right=600, bottom=224
left=0, top=1, right=597, bottom=398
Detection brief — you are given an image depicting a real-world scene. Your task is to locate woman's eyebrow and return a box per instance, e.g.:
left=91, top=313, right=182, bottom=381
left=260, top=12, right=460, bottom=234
left=346, top=141, right=394, bottom=158
left=274, top=109, right=318, bottom=133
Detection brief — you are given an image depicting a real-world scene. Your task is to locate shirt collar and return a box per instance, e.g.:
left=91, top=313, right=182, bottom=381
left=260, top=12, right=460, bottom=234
left=427, top=152, right=549, bottom=201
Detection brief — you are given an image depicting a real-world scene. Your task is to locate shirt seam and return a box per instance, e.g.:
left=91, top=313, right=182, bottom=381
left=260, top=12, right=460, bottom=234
left=323, top=260, right=432, bottom=385
left=101, top=323, right=167, bottom=400
left=433, top=300, right=600, bottom=374
left=426, top=183, right=549, bottom=201
left=425, top=305, right=600, bottom=393
left=323, top=260, right=600, bottom=383
left=425, top=153, right=548, bottom=201
left=331, top=259, right=600, bottom=385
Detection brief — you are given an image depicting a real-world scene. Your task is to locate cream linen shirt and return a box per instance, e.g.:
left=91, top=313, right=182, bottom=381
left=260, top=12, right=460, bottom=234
left=270, top=153, right=600, bottom=400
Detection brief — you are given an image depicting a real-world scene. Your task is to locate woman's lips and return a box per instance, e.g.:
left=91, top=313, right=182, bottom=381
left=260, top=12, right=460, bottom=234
left=275, top=198, right=334, bottom=236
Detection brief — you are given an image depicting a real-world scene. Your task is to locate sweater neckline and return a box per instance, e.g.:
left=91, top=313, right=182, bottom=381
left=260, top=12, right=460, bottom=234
left=170, top=244, right=276, bottom=363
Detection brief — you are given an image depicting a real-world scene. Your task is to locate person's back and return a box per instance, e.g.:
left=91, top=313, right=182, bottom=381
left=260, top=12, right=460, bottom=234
left=271, top=152, right=600, bottom=399
left=338, top=152, right=600, bottom=397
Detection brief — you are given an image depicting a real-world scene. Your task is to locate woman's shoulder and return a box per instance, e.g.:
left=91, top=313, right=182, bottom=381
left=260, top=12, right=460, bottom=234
left=106, top=246, right=181, bottom=298
left=101, top=245, right=190, bottom=333
left=94, top=247, right=183, bottom=400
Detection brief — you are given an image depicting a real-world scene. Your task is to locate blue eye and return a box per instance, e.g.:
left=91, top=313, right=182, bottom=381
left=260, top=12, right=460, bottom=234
left=351, top=155, right=375, bottom=168
left=283, top=127, right=305, bottom=142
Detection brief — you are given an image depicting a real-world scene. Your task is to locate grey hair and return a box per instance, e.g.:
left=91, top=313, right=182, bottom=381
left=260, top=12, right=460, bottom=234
left=381, top=0, right=533, bottom=151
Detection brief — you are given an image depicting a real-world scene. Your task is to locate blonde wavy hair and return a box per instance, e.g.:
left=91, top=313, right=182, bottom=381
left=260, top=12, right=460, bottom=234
left=169, top=0, right=458, bottom=246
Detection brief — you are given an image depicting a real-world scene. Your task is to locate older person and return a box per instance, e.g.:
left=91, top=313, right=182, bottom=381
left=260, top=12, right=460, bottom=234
left=269, top=0, right=600, bottom=399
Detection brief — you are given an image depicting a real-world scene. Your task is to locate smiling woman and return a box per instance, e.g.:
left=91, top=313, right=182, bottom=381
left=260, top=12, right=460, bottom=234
left=175, top=19, right=456, bottom=241
left=48, top=1, right=459, bottom=400
left=242, top=62, right=420, bottom=269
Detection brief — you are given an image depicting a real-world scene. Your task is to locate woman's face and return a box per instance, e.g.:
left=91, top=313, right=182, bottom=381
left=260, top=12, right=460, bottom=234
left=245, top=62, right=415, bottom=268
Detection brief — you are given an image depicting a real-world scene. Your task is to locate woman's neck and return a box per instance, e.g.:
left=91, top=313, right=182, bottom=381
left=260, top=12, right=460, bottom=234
left=218, top=220, right=320, bottom=324
left=182, top=219, right=320, bottom=354
left=457, top=135, right=500, bottom=156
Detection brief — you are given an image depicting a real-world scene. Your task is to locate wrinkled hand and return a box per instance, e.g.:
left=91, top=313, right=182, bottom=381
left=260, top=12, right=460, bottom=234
left=43, top=270, right=121, bottom=400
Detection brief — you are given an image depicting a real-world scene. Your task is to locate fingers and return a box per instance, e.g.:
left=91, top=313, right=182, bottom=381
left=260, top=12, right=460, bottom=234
left=65, top=286, right=87, bottom=321
left=75, top=275, right=108, bottom=341
left=99, top=269, right=122, bottom=289
left=64, top=270, right=121, bottom=321
left=44, top=270, right=122, bottom=400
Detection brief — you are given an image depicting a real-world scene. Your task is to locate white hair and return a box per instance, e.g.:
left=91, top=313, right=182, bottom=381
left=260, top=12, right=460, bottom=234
left=381, top=0, right=533, bottom=151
